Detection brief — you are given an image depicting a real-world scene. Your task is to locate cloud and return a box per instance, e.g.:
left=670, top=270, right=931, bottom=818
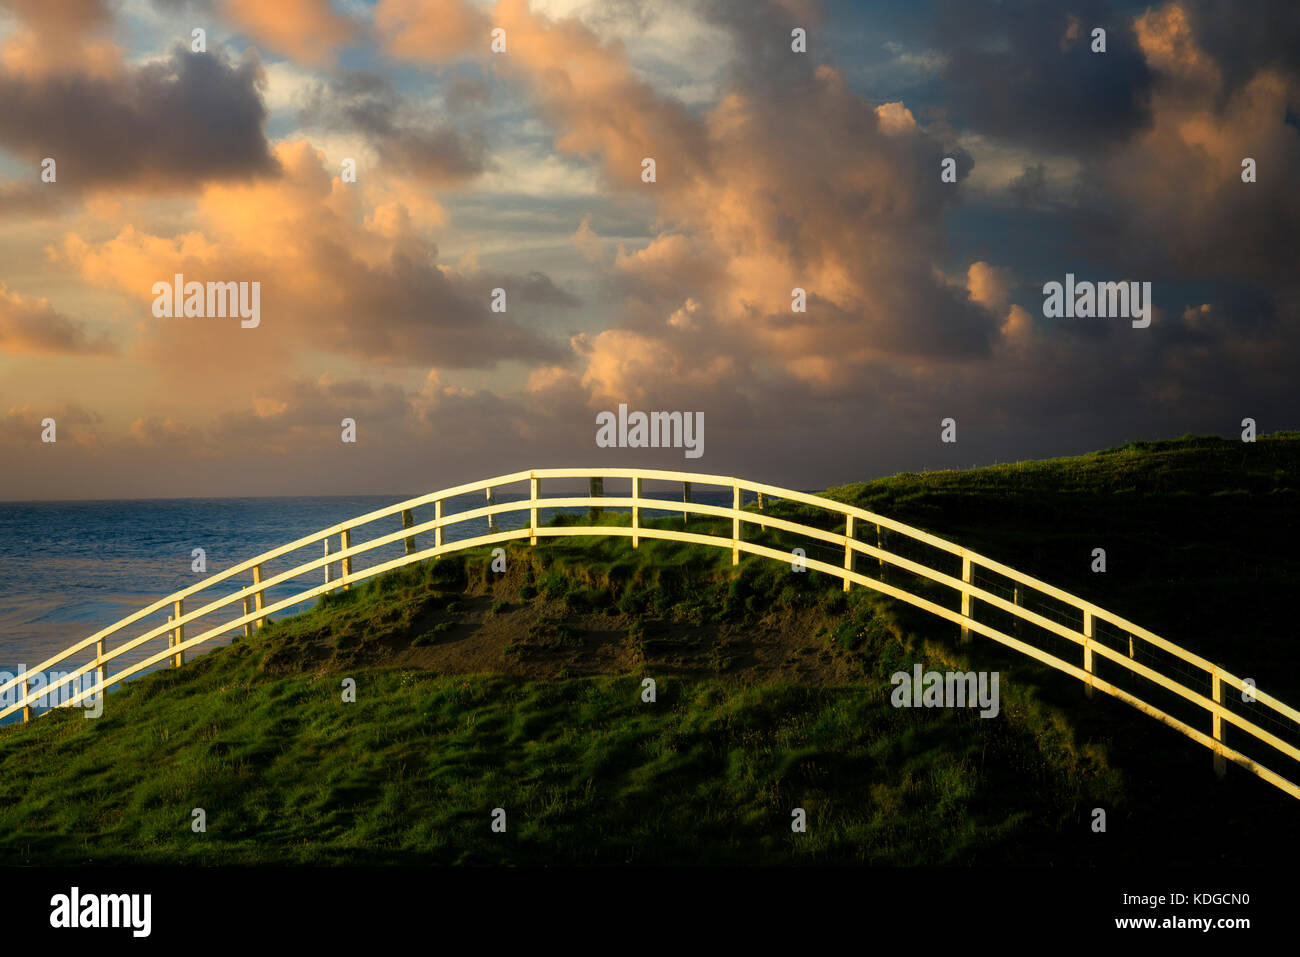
left=0, top=45, right=279, bottom=196
left=0, top=179, right=68, bottom=219
left=443, top=75, right=492, bottom=113
left=221, top=0, right=358, bottom=66
left=392, top=0, right=996, bottom=390
left=1, top=0, right=1298, bottom=501
left=381, top=0, right=716, bottom=192
left=932, top=0, right=1154, bottom=155
left=374, top=0, right=492, bottom=63
left=1007, top=162, right=1050, bottom=209
left=0, top=403, right=102, bottom=448
left=0, top=0, right=121, bottom=78
left=574, top=327, right=740, bottom=405
left=1067, top=1, right=1300, bottom=285
left=570, top=213, right=607, bottom=262
left=1178, top=0, right=1300, bottom=104
left=0, top=283, right=116, bottom=355
left=52, top=140, right=572, bottom=373
left=875, top=101, right=918, bottom=136
left=966, top=261, right=1011, bottom=314
left=298, top=71, right=490, bottom=185
left=207, top=373, right=411, bottom=455
left=128, top=415, right=204, bottom=448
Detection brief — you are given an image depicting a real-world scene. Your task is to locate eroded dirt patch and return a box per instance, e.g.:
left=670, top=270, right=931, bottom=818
left=256, top=558, right=876, bottom=684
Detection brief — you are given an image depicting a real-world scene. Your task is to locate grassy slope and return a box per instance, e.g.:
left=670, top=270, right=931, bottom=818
left=820, top=432, right=1300, bottom=861
left=1, top=433, right=1296, bottom=866
left=827, top=432, right=1300, bottom=693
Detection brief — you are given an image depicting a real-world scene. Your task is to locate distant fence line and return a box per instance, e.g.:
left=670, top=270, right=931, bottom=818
left=3, top=467, right=1297, bottom=802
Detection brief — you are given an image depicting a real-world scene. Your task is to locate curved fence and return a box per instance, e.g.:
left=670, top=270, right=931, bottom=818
left=3, top=467, right=1298, bottom=801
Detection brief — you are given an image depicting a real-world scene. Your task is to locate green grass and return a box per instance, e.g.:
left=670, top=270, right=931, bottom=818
left=0, top=549, right=1125, bottom=866
left=0, top=651, right=1120, bottom=866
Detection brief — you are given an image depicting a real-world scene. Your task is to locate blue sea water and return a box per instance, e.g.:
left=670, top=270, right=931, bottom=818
left=0, top=485, right=734, bottom=723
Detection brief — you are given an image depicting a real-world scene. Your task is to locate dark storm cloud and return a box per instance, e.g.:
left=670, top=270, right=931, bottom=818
left=701, top=0, right=827, bottom=100
left=298, top=71, right=490, bottom=185
left=932, top=0, right=1154, bottom=154
left=0, top=46, right=278, bottom=192
left=1008, top=162, right=1050, bottom=209
left=1180, top=0, right=1300, bottom=104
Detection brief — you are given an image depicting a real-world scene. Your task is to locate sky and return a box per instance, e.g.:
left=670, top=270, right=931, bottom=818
left=1, top=0, right=1297, bottom=499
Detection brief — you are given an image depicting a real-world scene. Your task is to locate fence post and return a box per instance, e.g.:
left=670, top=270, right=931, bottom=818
left=435, top=499, right=444, bottom=549
left=589, top=477, right=603, bottom=519
left=632, top=476, right=641, bottom=548
left=1212, top=672, right=1227, bottom=779
left=1013, top=583, right=1022, bottom=639
left=402, top=508, right=416, bottom=554
left=682, top=481, right=691, bottom=527
left=1082, top=610, right=1093, bottom=698
left=486, top=487, right=498, bottom=533
left=253, top=564, right=266, bottom=629
left=243, top=597, right=253, bottom=637
left=960, top=555, right=972, bottom=643
left=20, top=669, right=30, bottom=723
left=757, top=491, right=766, bottom=530
left=95, top=638, right=106, bottom=695
left=876, top=524, right=884, bottom=580
left=843, top=515, right=855, bottom=592
left=324, top=539, right=333, bottom=585
left=340, top=529, right=352, bottom=590
left=732, top=482, right=741, bottom=565
left=530, top=476, right=540, bottom=546
left=172, top=599, right=185, bottom=667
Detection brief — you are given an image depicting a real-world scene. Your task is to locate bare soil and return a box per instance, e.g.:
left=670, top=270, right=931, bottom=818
left=273, top=560, right=873, bottom=684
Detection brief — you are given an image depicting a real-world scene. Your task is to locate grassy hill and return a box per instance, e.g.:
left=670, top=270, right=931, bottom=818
left=1, top=433, right=1296, bottom=865
left=826, top=432, right=1300, bottom=699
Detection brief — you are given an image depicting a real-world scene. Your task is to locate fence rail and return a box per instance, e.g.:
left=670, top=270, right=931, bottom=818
left=4, top=467, right=1298, bottom=801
